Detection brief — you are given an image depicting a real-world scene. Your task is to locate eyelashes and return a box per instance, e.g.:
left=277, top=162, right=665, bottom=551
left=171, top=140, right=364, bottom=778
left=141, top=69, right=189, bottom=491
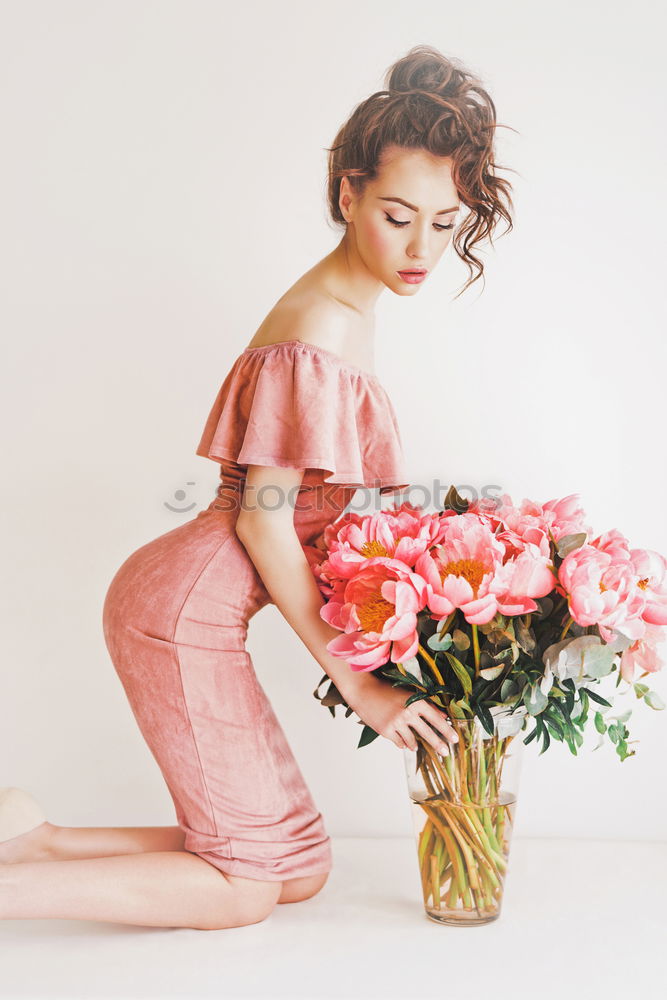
left=384, top=212, right=454, bottom=231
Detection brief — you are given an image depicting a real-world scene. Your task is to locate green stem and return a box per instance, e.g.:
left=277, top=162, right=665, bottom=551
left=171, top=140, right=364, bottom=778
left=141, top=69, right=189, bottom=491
left=559, top=614, right=574, bottom=641
left=471, top=624, right=481, bottom=677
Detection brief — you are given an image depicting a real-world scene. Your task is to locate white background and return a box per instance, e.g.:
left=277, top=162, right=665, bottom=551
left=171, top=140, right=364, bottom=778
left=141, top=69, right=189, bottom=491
left=1, top=0, right=665, bottom=849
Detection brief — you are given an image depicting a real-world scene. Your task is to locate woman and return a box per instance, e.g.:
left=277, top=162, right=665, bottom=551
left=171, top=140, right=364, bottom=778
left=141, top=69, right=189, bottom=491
left=0, top=44, right=513, bottom=930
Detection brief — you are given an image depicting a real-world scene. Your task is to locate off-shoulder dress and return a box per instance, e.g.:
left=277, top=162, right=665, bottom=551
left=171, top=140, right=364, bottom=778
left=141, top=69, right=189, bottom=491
left=102, top=339, right=408, bottom=882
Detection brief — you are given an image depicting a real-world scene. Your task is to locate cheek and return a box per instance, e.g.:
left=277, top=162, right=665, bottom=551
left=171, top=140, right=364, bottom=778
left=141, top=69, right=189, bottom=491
left=362, top=218, right=396, bottom=260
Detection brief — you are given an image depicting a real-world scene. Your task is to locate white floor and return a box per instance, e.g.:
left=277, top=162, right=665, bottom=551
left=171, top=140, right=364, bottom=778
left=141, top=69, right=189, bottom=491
left=1, top=836, right=665, bottom=1000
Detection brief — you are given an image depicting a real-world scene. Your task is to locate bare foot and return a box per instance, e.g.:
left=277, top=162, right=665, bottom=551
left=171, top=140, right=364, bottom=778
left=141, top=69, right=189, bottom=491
left=0, top=821, right=54, bottom=863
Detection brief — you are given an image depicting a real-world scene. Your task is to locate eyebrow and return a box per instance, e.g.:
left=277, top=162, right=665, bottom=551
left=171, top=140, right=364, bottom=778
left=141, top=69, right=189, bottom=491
left=378, top=196, right=460, bottom=215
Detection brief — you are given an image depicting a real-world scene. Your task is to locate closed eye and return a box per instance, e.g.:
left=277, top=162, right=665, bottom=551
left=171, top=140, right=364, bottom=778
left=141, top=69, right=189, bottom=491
left=385, top=212, right=454, bottom=231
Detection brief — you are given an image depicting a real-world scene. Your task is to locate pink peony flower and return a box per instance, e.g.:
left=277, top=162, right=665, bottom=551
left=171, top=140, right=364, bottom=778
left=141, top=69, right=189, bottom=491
left=630, top=548, right=667, bottom=626
left=541, top=493, right=593, bottom=543
left=620, top=623, right=667, bottom=682
left=469, top=491, right=592, bottom=558
left=558, top=541, right=647, bottom=639
left=320, top=559, right=428, bottom=671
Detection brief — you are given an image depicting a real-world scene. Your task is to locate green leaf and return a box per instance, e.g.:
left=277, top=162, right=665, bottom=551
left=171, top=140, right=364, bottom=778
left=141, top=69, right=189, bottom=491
left=523, top=683, right=548, bottom=716
left=443, top=651, right=473, bottom=696
left=479, top=664, right=505, bottom=680
left=382, top=667, right=425, bottom=689
left=580, top=686, right=612, bottom=708
left=582, top=642, right=618, bottom=679
left=523, top=726, right=539, bottom=745
left=500, top=678, right=519, bottom=701
left=544, top=718, right=564, bottom=742
left=452, top=628, right=471, bottom=651
left=633, top=682, right=649, bottom=699
left=645, top=690, right=666, bottom=711
left=427, top=631, right=453, bottom=652
left=556, top=532, right=588, bottom=558
left=404, top=691, right=432, bottom=708
left=448, top=698, right=471, bottom=719
left=544, top=711, right=565, bottom=736
left=357, top=725, right=380, bottom=748
left=472, top=699, right=495, bottom=736
left=594, top=711, right=607, bottom=734
left=539, top=725, right=551, bottom=755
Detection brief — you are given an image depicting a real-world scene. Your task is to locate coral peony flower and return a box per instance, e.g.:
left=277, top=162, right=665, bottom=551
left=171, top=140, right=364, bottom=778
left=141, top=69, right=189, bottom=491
left=415, top=513, right=555, bottom=625
left=320, top=504, right=445, bottom=581
left=320, top=559, right=428, bottom=670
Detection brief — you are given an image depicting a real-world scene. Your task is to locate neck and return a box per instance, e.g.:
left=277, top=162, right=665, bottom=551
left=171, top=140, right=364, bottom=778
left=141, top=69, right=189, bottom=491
left=319, top=232, right=386, bottom=317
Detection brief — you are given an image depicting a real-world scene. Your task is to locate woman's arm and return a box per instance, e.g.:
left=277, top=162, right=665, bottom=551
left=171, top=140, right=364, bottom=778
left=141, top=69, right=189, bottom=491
left=235, top=464, right=459, bottom=753
left=235, top=463, right=363, bottom=702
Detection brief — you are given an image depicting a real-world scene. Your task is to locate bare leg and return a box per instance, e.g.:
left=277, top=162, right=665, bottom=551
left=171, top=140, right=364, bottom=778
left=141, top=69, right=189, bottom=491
left=0, top=821, right=186, bottom=864
left=0, top=823, right=328, bottom=906
left=0, top=853, right=282, bottom=929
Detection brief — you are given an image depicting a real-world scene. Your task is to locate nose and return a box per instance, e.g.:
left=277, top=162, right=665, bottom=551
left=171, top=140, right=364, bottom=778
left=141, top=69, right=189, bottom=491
left=406, top=226, right=429, bottom=261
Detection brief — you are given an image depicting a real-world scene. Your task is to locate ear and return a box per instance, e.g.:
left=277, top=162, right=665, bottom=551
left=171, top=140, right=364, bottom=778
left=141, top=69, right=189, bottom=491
left=338, top=175, right=354, bottom=223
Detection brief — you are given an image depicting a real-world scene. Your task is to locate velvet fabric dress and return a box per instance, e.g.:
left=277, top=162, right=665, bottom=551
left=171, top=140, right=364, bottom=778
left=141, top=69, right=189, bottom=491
left=102, top=339, right=409, bottom=882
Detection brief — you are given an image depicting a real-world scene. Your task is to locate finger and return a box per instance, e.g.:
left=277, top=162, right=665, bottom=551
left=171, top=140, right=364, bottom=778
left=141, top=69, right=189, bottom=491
left=407, top=716, right=452, bottom=756
left=394, top=725, right=418, bottom=752
left=421, top=705, right=459, bottom=743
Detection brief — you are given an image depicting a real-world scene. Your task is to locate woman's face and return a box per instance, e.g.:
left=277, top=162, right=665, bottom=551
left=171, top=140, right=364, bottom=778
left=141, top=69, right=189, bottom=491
left=339, top=144, right=461, bottom=295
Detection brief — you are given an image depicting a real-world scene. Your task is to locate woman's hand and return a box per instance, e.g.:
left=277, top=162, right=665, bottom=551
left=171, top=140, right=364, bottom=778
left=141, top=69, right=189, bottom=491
left=343, top=672, right=459, bottom=754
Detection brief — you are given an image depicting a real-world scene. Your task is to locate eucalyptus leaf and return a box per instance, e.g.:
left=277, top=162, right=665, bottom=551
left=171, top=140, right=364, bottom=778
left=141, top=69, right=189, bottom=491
left=644, top=690, right=666, bottom=711
left=500, top=679, right=519, bottom=701
left=556, top=531, right=588, bottom=558
left=452, top=629, right=471, bottom=651
left=609, top=708, right=632, bottom=724
left=479, top=665, right=505, bottom=680
left=582, top=642, right=618, bottom=679
left=543, top=635, right=614, bottom=687
left=594, top=711, right=607, bottom=734
left=426, top=632, right=452, bottom=653
left=523, top=683, right=548, bottom=716
left=515, top=616, right=537, bottom=654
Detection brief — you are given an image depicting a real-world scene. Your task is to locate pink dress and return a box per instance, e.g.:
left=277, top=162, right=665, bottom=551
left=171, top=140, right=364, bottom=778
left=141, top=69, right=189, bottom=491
left=102, top=339, right=409, bottom=882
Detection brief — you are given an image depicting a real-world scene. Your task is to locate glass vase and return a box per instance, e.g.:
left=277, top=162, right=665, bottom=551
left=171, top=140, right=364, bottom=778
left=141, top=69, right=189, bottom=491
left=403, top=716, right=524, bottom=926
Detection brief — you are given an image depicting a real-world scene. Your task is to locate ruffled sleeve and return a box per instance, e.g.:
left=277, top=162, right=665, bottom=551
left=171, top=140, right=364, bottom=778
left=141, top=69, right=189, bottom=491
left=195, top=341, right=409, bottom=492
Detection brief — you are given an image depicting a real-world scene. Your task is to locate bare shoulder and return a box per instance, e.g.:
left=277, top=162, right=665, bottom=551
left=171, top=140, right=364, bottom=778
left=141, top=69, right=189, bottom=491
left=247, top=292, right=348, bottom=349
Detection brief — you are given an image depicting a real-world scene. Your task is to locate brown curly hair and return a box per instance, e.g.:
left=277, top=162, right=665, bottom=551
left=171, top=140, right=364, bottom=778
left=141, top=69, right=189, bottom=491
left=325, top=44, right=517, bottom=298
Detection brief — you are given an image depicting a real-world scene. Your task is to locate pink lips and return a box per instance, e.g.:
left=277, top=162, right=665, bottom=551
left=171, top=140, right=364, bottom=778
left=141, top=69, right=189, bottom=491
left=397, top=269, right=427, bottom=284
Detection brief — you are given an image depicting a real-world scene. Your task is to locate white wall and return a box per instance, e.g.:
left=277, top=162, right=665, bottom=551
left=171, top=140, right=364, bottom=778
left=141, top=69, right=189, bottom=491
left=1, top=0, right=665, bottom=842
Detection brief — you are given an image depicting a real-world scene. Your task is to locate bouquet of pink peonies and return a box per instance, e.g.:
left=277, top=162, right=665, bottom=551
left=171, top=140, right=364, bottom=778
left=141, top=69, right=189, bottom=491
left=306, top=486, right=667, bottom=924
